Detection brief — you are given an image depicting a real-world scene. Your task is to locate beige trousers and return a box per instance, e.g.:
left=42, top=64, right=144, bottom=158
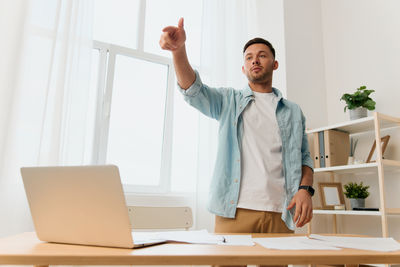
left=214, top=208, right=294, bottom=234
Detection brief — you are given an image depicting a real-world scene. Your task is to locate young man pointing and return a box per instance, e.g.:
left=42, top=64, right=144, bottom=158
left=160, top=18, right=314, bottom=233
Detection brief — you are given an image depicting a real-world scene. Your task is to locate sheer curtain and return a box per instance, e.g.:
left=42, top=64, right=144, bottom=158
left=195, top=0, right=287, bottom=231
left=0, top=0, right=93, bottom=237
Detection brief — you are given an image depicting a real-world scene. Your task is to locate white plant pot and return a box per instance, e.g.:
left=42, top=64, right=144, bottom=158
left=350, top=198, right=365, bottom=209
left=349, top=107, right=368, bottom=120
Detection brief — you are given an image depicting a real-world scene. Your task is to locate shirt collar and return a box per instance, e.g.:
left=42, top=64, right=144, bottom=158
left=243, top=84, right=283, bottom=102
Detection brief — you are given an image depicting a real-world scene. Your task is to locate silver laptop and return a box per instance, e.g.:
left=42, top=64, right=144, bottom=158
left=21, top=165, right=166, bottom=248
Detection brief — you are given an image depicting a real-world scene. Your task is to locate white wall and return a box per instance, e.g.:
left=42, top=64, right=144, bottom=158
left=321, top=0, right=400, bottom=125
left=283, top=0, right=327, bottom=129
left=320, top=0, right=400, bottom=238
left=284, top=0, right=400, bottom=238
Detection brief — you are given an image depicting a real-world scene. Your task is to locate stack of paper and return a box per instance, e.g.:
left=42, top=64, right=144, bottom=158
left=253, top=236, right=340, bottom=250
left=132, top=230, right=223, bottom=244
left=309, top=234, right=400, bottom=252
left=253, top=235, right=400, bottom=252
left=132, top=230, right=254, bottom=246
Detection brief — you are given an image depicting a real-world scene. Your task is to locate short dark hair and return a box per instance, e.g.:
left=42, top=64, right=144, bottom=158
left=243, top=38, right=275, bottom=58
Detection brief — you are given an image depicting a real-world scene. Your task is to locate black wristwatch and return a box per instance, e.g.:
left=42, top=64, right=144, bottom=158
left=298, top=185, right=315, bottom=196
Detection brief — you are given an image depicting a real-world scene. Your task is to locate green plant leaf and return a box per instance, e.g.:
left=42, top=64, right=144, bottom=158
left=341, top=85, right=375, bottom=111
left=363, top=99, right=376, bottom=110
left=343, top=182, right=370, bottom=199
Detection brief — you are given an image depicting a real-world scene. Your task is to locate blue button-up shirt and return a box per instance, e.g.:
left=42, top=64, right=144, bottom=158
left=179, top=71, right=313, bottom=230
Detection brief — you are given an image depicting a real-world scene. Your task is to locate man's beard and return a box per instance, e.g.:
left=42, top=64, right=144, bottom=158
left=246, top=69, right=271, bottom=83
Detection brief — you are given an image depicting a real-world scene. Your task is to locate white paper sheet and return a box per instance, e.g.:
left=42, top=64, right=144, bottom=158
left=218, top=235, right=255, bottom=246
left=253, top=236, right=341, bottom=250
left=132, top=229, right=224, bottom=244
left=309, top=234, right=400, bottom=252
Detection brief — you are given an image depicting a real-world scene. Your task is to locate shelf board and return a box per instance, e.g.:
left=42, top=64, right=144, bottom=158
left=313, top=208, right=400, bottom=216
left=306, top=112, right=400, bottom=135
left=314, top=162, right=377, bottom=174
left=313, top=210, right=381, bottom=216
left=314, top=159, right=400, bottom=174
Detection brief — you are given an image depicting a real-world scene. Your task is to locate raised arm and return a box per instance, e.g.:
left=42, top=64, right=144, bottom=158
left=159, top=18, right=195, bottom=89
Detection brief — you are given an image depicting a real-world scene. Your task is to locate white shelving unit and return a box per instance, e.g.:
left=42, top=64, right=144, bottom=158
left=306, top=112, right=400, bottom=237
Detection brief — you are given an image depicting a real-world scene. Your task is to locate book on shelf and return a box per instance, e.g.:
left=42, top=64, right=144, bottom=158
left=313, top=129, right=350, bottom=168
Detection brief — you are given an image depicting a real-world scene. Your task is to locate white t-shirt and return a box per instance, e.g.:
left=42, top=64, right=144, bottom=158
left=237, top=90, right=285, bottom=212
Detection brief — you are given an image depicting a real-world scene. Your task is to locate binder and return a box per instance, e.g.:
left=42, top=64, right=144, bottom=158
left=313, top=130, right=350, bottom=168
left=313, top=132, right=320, bottom=168
left=318, top=131, right=326, bottom=167
left=324, top=129, right=350, bottom=167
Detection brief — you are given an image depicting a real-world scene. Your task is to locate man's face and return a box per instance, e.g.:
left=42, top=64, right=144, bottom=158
left=242, top=43, right=278, bottom=83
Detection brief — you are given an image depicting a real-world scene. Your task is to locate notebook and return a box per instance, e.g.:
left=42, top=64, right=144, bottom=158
left=21, top=165, right=166, bottom=248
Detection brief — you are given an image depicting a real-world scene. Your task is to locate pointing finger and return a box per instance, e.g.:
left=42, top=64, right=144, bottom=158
left=178, top=17, right=184, bottom=29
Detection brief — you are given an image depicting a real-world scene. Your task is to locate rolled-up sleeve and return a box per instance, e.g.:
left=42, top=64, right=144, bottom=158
left=178, top=70, right=203, bottom=97
left=178, top=70, right=224, bottom=120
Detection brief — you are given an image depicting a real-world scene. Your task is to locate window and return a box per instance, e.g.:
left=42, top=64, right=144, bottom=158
left=92, top=0, right=202, bottom=193
left=106, top=54, right=168, bottom=189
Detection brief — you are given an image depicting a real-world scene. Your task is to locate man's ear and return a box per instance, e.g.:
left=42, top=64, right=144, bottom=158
left=273, top=60, right=279, bottom=70
left=242, top=65, right=245, bottom=74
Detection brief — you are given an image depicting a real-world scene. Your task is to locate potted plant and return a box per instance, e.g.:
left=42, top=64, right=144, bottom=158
left=340, top=85, right=376, bottom=120
left=343, top=181, right=370, bottom=209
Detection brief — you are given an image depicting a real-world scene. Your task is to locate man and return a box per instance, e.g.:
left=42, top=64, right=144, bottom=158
left=159, top=18, right=314, bottom=233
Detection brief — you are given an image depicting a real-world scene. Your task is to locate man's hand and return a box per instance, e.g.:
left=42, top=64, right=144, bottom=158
left=159, top=17, right=194, bottom=89
left=159, top=17, right=186, bottom=52
left=287, top=189, right=313, bottom=228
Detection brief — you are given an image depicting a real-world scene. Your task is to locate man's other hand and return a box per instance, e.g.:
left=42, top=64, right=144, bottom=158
left=159, top=17, right=186, bottom=52
left=287, top=189, right=313, bottom=228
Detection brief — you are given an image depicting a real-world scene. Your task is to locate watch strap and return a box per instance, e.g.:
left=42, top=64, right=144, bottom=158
left=299, top=185, right=315, bottom=196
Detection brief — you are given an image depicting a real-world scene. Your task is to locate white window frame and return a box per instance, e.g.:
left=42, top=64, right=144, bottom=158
left=91, top=0, right=177, bottom=193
